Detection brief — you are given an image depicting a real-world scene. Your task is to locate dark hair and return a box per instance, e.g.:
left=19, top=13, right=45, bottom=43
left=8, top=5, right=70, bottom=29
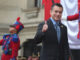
left=51, top=3, right=63, bottom=11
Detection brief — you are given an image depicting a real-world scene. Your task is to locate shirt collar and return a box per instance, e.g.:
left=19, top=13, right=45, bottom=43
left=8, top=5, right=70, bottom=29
left=50, top=17, right=56, bottom=25
left=50, top=17, right=60, bottom=26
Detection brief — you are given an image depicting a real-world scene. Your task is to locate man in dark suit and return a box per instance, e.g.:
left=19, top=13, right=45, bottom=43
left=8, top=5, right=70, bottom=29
left=34, top=3, right=69, bottom=60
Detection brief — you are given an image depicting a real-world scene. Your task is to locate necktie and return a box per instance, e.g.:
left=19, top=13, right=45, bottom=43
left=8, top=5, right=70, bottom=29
left=55, top=23, right=61, bottom=42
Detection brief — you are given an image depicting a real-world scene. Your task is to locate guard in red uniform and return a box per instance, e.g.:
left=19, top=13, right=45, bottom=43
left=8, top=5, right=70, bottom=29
left=0, top=17, right=24, bottom=60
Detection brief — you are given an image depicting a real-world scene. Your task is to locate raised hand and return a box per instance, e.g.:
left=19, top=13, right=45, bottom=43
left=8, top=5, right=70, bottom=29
left=42, top=21, right=48, bottom=32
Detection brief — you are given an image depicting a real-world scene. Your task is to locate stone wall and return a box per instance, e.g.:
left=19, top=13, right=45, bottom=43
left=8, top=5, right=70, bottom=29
left=0, top=0, right=44, bottom=57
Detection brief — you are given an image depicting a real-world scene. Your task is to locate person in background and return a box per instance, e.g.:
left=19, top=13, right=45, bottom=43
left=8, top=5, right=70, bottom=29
left=0, top=17, right=24, bottom=60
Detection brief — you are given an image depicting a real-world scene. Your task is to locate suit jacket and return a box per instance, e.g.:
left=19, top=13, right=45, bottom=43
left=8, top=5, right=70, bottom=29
left=34, top=19, right=69, bottom=60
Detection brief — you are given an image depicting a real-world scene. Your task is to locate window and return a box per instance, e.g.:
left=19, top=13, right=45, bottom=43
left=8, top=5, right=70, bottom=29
left=35, top=0, right=42, bottom=8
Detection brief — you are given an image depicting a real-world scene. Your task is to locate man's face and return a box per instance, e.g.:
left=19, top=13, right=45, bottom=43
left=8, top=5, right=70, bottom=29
left=50, top=5, right=63, bottom=21
left=9, top=27, right=17, bottom=34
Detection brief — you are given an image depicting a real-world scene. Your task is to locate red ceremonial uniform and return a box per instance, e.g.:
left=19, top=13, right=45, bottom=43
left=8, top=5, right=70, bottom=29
left=67, top=0, right=80, bottom=39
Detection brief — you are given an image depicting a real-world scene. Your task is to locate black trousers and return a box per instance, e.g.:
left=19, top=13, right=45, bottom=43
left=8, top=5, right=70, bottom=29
left=70, top=49, right=80, bottom=60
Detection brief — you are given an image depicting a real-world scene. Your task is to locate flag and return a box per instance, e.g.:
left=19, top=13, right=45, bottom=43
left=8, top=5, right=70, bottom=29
left=61, top=0, right=80, bottom=49
left=42, top=0, right=80, bottom=49
left=78, top=0, right=80, bottom=10
left=42, top=0, right=53, bottom=20
left=42, top=0, right=60, bottom=20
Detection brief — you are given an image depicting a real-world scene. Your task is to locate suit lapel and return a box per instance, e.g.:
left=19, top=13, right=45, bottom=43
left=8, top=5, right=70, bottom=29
left=48, top=19, right=57, bottom=33
left=47, top=19, right=58, bottom=42
left=59, top=23, right=64, bottom=43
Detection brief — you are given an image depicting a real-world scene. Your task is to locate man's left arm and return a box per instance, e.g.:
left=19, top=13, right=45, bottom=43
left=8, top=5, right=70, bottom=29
left=64, top=27, right=70, bottom=60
